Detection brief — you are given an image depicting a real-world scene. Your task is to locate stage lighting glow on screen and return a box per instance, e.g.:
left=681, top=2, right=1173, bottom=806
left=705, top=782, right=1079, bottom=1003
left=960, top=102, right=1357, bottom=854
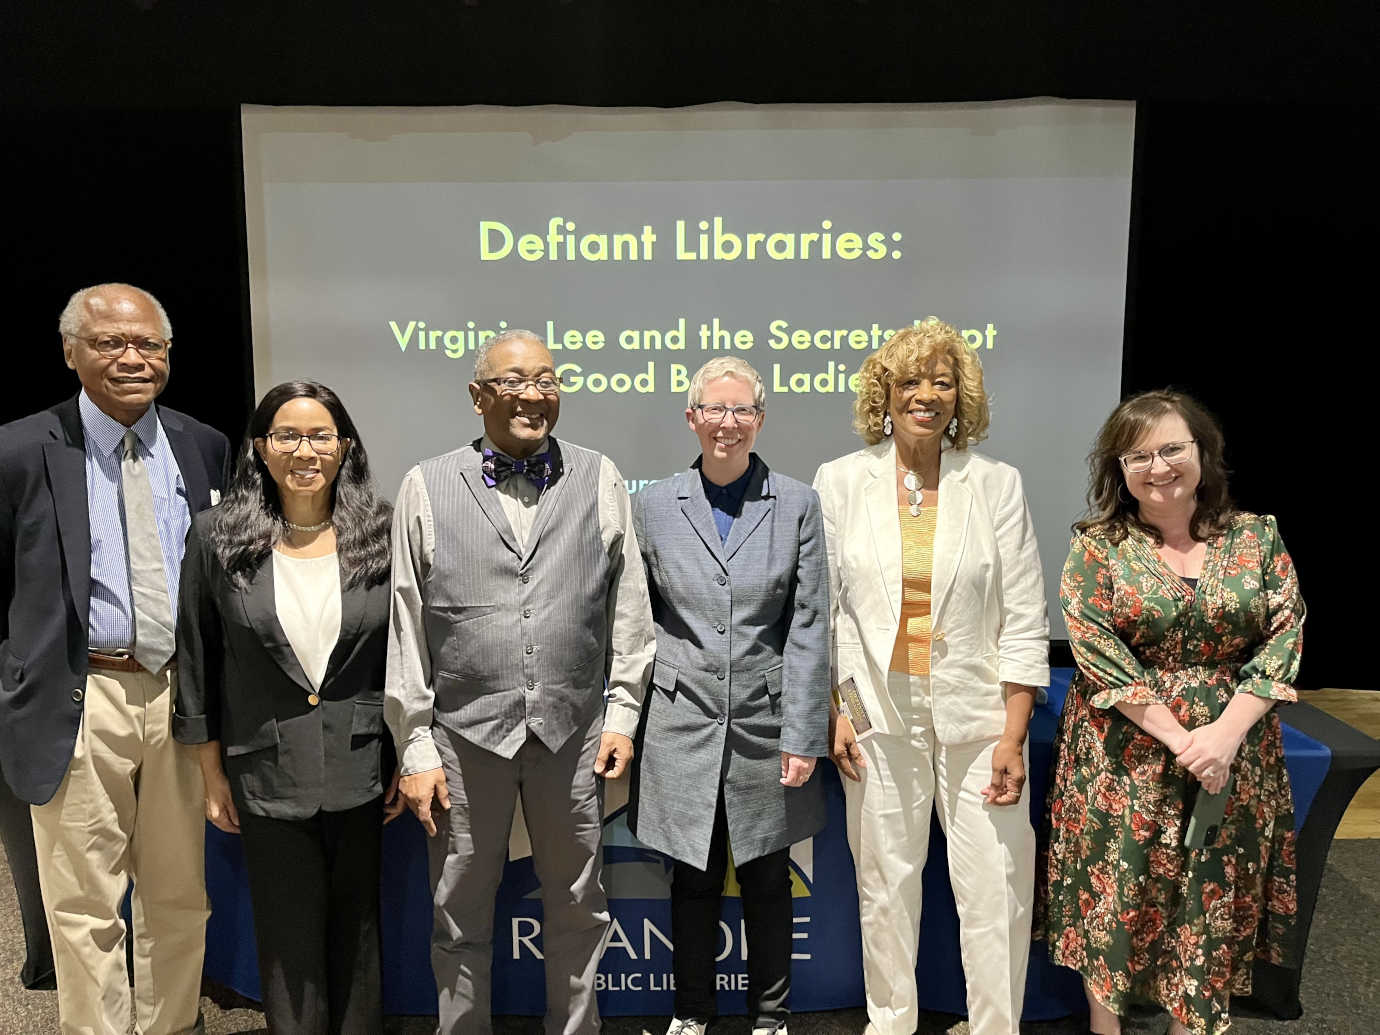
left=241, top=102, right=1135, bottom=636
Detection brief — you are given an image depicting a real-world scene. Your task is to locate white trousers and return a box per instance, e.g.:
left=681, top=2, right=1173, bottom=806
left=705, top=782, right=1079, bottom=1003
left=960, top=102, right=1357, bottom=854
left=844, top=673, right=1034, bottom=1035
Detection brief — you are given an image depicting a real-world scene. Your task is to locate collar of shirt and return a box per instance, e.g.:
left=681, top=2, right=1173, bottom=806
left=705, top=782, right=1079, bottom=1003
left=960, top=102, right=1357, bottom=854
left=78, top=390, right=160, bottom=458
left=698, top=454, right=756, bottom=515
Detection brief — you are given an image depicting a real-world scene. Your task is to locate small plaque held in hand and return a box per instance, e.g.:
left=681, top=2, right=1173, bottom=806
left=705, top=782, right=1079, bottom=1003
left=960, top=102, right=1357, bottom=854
left=833, top=676, right=876, bottom=740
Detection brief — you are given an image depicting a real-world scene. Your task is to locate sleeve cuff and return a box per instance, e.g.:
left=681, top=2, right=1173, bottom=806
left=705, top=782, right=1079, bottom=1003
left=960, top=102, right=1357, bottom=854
left=1237, top=677, right=1298, bottom=703
left=400, top=734, right=443, bottom=775
left=172, top=711, right=212, bottom=744
left=602, top=700, right=641, bottom=739
left=998, top=660, right=1051, bottom=689
left=1087, top=680, right=1161, bottom=709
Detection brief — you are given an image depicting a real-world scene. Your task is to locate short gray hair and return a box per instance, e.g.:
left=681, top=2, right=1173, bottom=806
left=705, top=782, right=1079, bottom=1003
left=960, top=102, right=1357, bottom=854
left=58, top=283, right=172, bottom=341
left=687, top=356, right=766, bottom=410
left=473, top=327, right=546, bottom=380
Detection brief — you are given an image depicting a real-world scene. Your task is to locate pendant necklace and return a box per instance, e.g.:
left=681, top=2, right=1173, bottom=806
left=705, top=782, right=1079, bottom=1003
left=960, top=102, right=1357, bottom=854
left=899, top=464, right=924, bottom=516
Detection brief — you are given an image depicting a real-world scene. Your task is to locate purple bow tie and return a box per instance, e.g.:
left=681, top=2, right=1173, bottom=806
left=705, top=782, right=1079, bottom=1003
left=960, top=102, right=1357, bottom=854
left=481, top=447, right=557, bottom=491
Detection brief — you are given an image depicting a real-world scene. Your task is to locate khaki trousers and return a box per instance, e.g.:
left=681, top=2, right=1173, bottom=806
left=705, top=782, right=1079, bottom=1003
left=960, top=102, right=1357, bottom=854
left=845, top=673, right=1035, bottom=1035
left=31, top=666, right=209, bottom=1035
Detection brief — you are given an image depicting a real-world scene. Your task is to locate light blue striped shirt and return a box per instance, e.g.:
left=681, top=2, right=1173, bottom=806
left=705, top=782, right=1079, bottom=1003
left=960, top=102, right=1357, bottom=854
left=79, top=391, right=190, bottom=651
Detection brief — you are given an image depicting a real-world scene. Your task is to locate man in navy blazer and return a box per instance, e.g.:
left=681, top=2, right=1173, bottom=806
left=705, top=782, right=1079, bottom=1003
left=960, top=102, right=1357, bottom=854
left=0, top=283, right=229, bottom=1034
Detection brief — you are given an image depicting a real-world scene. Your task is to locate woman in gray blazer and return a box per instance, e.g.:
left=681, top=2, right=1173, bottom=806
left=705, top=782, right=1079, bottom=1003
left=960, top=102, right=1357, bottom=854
left=175, top=381, right=397, bottom=1035
left=628, top=357, right=831, bottom=1035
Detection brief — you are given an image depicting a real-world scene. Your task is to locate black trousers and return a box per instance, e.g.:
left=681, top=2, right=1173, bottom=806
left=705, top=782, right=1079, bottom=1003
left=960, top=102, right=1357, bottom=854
left=0, top=760, right=55, bottom=989
left=239, top=797, right=383, bottom=1035
left=671, top=794, right=791, bottom=1026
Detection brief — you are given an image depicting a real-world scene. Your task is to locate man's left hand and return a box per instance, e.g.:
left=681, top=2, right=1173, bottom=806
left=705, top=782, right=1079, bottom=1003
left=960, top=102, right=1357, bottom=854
left=595, top=732, right=635, bottom=779
left=780, top=752, right=816, bottom=787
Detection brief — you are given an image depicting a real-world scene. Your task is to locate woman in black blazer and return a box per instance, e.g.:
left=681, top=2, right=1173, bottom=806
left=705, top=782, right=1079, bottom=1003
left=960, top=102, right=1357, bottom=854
left=174, top=380, right=397, bottom=1034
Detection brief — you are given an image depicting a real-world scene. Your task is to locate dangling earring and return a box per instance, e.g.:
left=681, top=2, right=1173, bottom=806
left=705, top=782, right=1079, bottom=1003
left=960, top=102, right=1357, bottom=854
left=882, top=414, right=893, bottom=437
left=947, top=417, right=959, bottom=438
left=1117, top=483, right=1132, bottom=505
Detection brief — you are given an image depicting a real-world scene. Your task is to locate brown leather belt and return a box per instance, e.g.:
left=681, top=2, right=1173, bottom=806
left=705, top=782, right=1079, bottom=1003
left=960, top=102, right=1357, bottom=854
left=87, top=652, right=175, bottom=674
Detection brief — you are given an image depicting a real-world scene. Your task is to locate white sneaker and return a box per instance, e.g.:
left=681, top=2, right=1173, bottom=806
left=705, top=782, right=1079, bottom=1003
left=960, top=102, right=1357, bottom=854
left=752, top=1023, right=787, bottom=1035
left=665, top=1019, right=708, bottom=1035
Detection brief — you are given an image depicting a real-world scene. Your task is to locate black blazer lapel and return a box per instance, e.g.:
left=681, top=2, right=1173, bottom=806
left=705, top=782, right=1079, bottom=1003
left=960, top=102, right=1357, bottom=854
left=457, top=440, right=521, bottom=557
left=319, top=573, right=368, bottom=691
left=722, top=460, right=774, bottom=562
left=678, top=470, right=727, bottom=573
left=240, top=555, right=314, bottom=695
left=46, top=398, right=92, bottom=632
left=159, top=408, right=212, bottom=516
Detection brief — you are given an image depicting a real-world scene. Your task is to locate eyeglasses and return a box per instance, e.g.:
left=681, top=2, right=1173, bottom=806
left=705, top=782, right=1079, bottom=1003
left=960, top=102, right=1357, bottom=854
left=1118, top=439, right=1195, bottom=473
left=694, top=403, right=762, bottom=424
left=73, top=333, right=171, bottom=358
left=263, top=431, right=342, bottom=454
left=480, top=375, right=563, bottom=396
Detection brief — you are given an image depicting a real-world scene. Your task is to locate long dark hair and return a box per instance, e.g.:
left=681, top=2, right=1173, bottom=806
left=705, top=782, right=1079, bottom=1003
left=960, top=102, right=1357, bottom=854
left=212, top=381, right=392, bottom=587
left=1075, top=389, right=1234, bottom=545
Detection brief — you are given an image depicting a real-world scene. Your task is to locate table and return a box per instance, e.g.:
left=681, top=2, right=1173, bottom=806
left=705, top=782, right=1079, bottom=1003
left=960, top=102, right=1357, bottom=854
left=203, top=670, right=1377, bottom=1020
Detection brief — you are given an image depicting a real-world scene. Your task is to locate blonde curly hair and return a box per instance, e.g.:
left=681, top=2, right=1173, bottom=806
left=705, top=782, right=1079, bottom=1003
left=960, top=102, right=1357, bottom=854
left=852, top=317, right=990, bottom=448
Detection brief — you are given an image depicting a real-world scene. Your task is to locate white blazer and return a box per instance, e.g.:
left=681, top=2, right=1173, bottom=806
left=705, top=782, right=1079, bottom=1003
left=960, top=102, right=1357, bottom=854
left=812, top=441, right=1049, bottom=744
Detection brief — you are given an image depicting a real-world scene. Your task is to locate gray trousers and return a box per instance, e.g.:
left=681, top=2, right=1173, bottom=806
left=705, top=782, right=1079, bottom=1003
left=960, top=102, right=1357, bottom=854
left=428, top=713, right=607, bottom=1035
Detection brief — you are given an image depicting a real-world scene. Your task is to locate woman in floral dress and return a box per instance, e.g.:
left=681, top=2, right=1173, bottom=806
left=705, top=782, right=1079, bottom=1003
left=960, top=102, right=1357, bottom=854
left=1039, top=390, right=1303, bottom=1035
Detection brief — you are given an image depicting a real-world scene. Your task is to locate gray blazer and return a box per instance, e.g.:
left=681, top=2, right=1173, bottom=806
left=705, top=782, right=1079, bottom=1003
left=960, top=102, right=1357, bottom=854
left=627, top=457, right=831, bottom=869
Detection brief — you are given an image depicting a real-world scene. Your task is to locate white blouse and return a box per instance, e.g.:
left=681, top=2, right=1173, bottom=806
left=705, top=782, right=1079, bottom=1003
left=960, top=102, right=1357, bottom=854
left=272, top=551, right=342, bottom=691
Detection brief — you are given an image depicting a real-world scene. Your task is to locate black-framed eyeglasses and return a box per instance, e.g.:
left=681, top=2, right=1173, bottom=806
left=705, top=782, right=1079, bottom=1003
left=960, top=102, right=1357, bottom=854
left=73, top=333, right=171, bottom=358
left=1118, top=439, right=1195, bottom=474
left=479, top=375, right=563, bottom=396
left=263, top=431, right=342, bottom=454
left=694, top=403, right=762, bottom=424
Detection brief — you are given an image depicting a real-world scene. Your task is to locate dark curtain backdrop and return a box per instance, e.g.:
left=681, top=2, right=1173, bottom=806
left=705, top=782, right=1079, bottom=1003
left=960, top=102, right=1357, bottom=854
left=3, top=2, right=1375, bottom=688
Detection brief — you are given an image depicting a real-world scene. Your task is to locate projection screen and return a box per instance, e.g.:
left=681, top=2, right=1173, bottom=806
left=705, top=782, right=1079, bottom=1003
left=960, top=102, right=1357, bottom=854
left=242, top=102, right=1135, bottom=638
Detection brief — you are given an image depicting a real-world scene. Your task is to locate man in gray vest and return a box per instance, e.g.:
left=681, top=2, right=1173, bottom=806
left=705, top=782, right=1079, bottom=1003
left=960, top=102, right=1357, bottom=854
left=387, top=328, right=655, bottom=1034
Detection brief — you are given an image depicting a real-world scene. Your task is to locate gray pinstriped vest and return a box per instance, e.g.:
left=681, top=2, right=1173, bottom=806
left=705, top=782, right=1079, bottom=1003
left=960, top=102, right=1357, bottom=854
left=419, top=438, right=610, bottom=758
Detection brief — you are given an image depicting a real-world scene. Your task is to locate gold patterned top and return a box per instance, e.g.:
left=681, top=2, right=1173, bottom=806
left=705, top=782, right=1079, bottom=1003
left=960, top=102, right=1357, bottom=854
left=889, top=502, right=937, bottom=675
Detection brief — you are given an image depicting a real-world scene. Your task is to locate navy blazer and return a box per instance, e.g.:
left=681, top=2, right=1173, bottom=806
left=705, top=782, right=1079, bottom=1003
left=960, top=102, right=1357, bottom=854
left=174, top=510, right=392, bottom=820
left=0, top=395, right=229, bottom=805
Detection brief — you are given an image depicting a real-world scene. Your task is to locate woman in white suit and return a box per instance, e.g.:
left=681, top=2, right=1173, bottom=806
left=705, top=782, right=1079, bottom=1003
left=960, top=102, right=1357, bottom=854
left=812, top=318, right=1049, bottom=1035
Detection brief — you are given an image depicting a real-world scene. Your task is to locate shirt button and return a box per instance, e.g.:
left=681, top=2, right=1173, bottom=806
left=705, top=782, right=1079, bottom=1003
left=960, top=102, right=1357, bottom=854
left=525, top=645, right=534, bottom=655
left=522, top=496, right=531, bottom=504
left=72, top=688, right=84, bottom=703
left=523, top=609, right=532, bottom=618
left=715, top=574, right=727, bottom=585
left=716, top=623, right=726, bottom=634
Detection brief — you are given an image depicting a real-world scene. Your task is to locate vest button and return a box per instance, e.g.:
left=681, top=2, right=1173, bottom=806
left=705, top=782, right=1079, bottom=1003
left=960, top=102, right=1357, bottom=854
left=72, top=688, right=84, bottom=703
left=716, top=623, right=726, bottom=634
left=525, top=645, right=534, bottom=655
left=523, top=609, right=532, bottom=618
left=521, top=573, right=531, bottom=583
left=715, top=574, right=727, bottom=585
left=716, top=669, right=726, bottom=680
left=715, top=714, right=726, bottom=725
left=527, top=679, right=535, bottom=690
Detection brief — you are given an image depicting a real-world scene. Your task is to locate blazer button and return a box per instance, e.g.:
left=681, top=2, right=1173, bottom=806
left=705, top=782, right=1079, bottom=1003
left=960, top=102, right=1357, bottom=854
left=71, top=688, right=84, bottom=703
left=715, top=714, right=726, bottom=725
left=715, top=574, right=727, bottom=585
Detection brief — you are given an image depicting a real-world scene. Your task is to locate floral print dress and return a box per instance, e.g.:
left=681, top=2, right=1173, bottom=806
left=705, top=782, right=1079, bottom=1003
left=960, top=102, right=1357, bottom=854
left=1038, top=512, right=1303, bottom=1035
